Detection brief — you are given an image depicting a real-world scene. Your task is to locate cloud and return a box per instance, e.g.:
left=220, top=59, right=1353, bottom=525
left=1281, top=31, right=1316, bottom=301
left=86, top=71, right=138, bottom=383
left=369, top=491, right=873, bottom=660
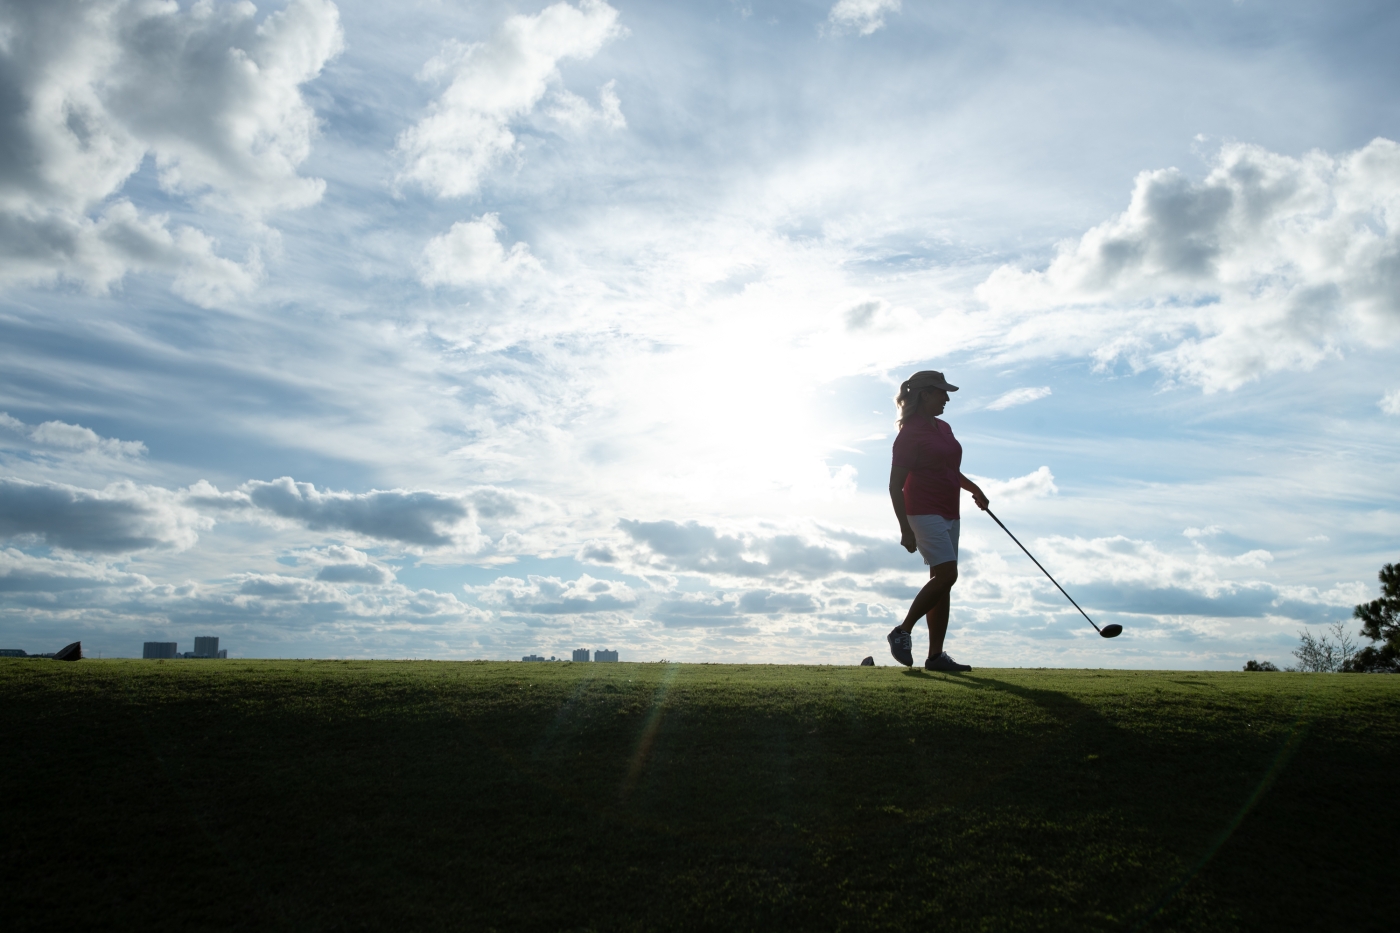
left=650, top=595, right=746, bottom=629
left=844, top=300, right=883, bottom=329
left=577, top=541, right=620, bottom=564
left=0, top=463, right=551, bottom=562
left=618, top=519, right=900, bottom=579
left=205, top=573, right=482, bottom=623
left=0, top=548, right=483, bottom=626
left=840, top=298, right=917, bottom=333
left=186, top=478, right=557, bottom=553
left=419, top=213, right=542, bottom=287
left=968, top=467, right=1058, bottom=502
left=0, top=478, right=205, bottom=553
left=0, top=547, right=150, bottom=593
left=395, top=0, right=625, bottom=198
left=1, top=413, right=146, bottom=459
left=986, top=386, right=1052, bottom=410
left=977, top=139, right=1400, bottom=391
left=193, top=477, right=476, bottom=548
left=301, top=546, right=395, bottom=585
left=0, top=198, right=264, bottom=306
left=0, top=0, right=343, bottom=215
left=737, top=588, right=818, bottom=615
left=546, top=80, right=626, bottom=130
left=314, top=563, right=391, bottom=584
left=467, top=573, right=637, bottom=614
left=1038, top=534, right=1272, bottom=593
left=0, top=0, right=342, bottom=299
left=968, top=531, right=1366, bottom=629
left=0, top=547, right=490, bottom=655
left=827, top=0, right=901, bottom=36
left=1382, top=389, right=1400, bottom=415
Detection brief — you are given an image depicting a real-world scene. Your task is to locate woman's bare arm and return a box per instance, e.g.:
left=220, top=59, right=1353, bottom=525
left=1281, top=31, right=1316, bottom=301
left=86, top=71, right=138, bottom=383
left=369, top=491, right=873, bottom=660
left=960, top=473, right=990, bottom=510
left=889, top=465, right=917, bottom=552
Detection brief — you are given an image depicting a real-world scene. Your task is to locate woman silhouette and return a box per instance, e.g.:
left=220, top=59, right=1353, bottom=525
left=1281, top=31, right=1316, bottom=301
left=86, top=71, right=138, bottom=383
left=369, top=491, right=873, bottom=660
left=885, top=370, right=989, bottom=671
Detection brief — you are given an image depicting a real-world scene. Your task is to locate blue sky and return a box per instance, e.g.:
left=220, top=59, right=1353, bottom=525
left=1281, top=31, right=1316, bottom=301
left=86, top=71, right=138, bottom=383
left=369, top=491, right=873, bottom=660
left=1, top=0, right=1397, bottom=666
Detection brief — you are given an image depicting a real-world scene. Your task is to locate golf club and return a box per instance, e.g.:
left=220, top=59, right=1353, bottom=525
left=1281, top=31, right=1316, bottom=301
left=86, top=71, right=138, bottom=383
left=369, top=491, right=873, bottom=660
left=984, top=508, right=1122, bottom=639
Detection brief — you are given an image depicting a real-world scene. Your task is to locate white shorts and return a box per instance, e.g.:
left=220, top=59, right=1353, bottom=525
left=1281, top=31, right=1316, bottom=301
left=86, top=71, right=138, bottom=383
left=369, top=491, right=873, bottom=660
left=909, top=514, right=959, bottom=567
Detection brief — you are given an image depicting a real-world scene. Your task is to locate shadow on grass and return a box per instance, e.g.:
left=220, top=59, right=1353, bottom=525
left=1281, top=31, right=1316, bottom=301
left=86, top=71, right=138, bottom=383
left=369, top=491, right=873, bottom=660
left=1165, top=678, right=1218, bottom=690
left=899, top=667, right=992, bottom=688
left=964, top=674, right=1102, bottom=725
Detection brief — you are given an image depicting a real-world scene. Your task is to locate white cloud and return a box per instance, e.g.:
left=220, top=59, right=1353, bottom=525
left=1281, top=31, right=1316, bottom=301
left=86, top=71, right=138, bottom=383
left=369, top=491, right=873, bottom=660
left=1381, top=388, right=1400, bottom=415
left=191, top=476, right=479, bottom=549
left=1013, top=526, right=1360, bottom=622
left=0, top=547, right=152, bottom=594
left=0, top=0, right=342, bottom=299
left=1, top=413, right=146, bottom=459
left=467, top=573, right=638, bottom=614
left=187, top=477, right=562, bottom=556
left=300, top=545, right=395, bottom=585
left=827, top=0, right=901, bottom=36
left=395, top=1, right=625, bottom=198
left=0, top=478, right=207, bottom=553
left=0, top=199, right=264, bottom=306
left=996, top=533, right=1357, bottom=626
left=736, top=588, right=819, bottom=615
left=970, top=466, right=1058, bottom=502
left=617, top=519, right=900, bottom=580
left=986, top=386, right=1051, bottom=410
left=977, top=139, right=1400, bottom=391
left=419, top=214, right=542, bottom=287
left=546, top=79, right=626, bottom=130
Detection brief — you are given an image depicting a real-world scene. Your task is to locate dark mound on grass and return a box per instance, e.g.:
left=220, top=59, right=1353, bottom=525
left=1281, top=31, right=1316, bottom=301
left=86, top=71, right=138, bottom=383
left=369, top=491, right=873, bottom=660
left=2, top=660, right=1397, bottom=932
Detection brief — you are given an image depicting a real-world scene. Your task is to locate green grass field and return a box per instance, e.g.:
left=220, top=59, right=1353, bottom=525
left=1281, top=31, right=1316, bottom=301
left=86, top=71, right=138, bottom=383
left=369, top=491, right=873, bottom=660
left=3, top=660, right=1396, bottom=932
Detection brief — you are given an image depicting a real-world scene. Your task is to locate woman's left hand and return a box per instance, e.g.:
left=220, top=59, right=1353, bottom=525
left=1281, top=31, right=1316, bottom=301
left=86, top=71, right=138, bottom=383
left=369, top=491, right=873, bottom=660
left=972, top=489, right=990, bottom=511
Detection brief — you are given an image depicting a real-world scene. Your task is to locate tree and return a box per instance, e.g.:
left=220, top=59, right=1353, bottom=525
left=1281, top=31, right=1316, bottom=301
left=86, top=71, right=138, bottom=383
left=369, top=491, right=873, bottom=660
left=1343, top=562, right=1400, bottom=673
left=1243, top=660, right=1279, bottom=671
left=1288, top=621, right=1356, bottom=672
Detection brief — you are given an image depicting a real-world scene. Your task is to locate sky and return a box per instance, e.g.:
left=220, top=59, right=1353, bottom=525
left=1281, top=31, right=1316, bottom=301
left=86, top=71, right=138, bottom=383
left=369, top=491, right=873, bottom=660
left=1, top=0, right=1397, bottom=666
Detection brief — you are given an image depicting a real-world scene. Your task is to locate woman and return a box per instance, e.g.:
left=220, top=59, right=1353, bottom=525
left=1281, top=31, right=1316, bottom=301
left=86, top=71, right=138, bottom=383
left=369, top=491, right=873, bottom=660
left=886, top=370, right=989, bottom=671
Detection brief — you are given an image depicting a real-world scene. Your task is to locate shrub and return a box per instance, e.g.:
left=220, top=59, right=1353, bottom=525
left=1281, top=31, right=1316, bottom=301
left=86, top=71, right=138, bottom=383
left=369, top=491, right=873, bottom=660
left=1243, top=660, right=1279, bottom=671
left=1288, top=621, right=1356, bottom=673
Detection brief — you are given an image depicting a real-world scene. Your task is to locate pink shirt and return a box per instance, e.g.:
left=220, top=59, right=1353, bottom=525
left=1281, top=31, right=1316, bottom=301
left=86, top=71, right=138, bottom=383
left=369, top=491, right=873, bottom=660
left=891, top=417, right=963, bottom=519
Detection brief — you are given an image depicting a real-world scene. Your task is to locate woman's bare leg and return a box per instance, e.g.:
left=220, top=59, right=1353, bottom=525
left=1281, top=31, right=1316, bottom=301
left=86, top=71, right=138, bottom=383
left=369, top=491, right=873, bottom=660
left=926, top=585, right=952, bottom=658
left=898, top=561, right=958, bottom=659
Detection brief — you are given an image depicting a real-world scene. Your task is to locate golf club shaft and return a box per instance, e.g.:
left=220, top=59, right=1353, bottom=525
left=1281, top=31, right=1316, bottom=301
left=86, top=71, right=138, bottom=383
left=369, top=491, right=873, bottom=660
left=984, top=508, right=1102, bottom=634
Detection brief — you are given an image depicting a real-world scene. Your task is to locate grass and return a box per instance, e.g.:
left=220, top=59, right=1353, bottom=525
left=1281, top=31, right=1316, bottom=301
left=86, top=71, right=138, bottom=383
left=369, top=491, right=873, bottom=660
left=2, top=659, right=1396, bottom=932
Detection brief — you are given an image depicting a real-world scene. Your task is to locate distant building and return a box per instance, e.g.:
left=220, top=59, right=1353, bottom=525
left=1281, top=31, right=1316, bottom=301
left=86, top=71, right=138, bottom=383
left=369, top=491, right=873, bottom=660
left=194, top=636, right=219, bottom=658
left=594, top=649, right=618, bottom=662
left=523, top=654, right=546, bottom=662
left=0, top=648, right=26, bottom=657
left=143, top=642, right=178, bottom=659
left=572, top=648, right=590, bottom=662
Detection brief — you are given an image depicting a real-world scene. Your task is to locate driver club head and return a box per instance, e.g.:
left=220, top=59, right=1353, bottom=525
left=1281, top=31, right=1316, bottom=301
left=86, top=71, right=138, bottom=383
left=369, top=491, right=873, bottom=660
left=1099, top=624, right=1123, bottom=639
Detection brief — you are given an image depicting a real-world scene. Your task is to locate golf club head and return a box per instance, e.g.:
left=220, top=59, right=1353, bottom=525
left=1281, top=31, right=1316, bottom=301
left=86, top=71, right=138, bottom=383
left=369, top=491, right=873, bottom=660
left=1099, top=624, right=1123, bottom=639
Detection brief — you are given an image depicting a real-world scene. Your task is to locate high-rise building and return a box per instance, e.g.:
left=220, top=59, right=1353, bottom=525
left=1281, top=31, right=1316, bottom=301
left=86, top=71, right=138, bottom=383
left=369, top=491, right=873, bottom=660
left=594, top=649, right=618, bottom=662
left=193, top=636, right=219, bottom=658
left=143, top=642, right=178, bottom=659
left=572, top=648, right=590, bottom=661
